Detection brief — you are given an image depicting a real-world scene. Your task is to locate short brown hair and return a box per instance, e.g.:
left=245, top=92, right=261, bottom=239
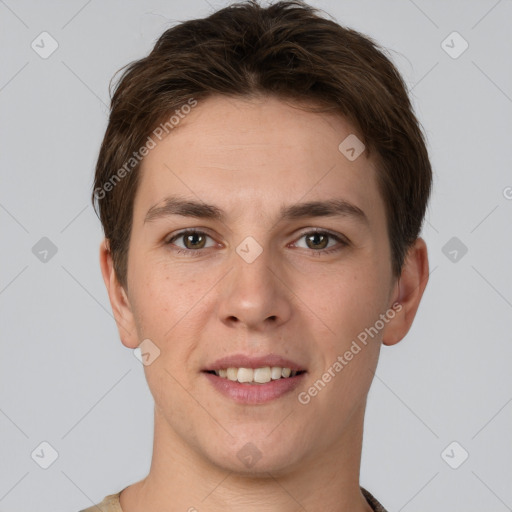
left=92, top=0, right=432, bottom=289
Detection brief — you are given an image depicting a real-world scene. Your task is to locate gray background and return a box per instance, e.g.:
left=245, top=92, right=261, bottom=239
left=1, top=0, right=511, bottom=510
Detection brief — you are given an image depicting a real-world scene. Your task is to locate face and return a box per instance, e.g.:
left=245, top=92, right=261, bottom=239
left=106, top=95, right=411, bottom=474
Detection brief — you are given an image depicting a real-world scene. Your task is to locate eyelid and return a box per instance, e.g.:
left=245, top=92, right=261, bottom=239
left=165, top=228, right=218, bottom=246
left=290, top=228, right=349, bottom=253
left=165, top=227, right=349, bottom=255
left=293, top=227, right=349, bottom=244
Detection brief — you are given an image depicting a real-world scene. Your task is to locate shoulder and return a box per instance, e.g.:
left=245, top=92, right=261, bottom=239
left=78, top=491, right=123, bottom=512
left=361, top=486, right=389, bottom=512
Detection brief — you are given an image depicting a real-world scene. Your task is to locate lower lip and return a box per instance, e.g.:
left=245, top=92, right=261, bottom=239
left=203, top=371, right=306, bottom=404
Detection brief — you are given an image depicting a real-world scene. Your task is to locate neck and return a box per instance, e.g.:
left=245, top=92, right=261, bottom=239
left=120, top=403, right=373, bottom=512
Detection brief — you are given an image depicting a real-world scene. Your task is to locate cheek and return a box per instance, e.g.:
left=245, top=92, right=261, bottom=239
left=322, top=264, right=388, bottom=329
left=126, top=266, right=177, bottom=349
left=306, top=270, right=390, bottom=394
left=312, top=269, right=385, bottom=376
left=131, top=263, right=209, bottom=362
left=133, top=261, right=191, bottom=322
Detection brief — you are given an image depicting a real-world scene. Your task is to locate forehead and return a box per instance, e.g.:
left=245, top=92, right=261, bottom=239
left=146, top=95, right=362, bottom=166
left=134, top=95, right=383, bottom=224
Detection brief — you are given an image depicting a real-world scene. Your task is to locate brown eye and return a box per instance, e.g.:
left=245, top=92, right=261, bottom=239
left=166, top=230, right=216, bottom=254
left=305, top=232, right=329, bottom=250
left=183, top=232, right=207, bottom=249
left=293, top=230, right=348, bottom=254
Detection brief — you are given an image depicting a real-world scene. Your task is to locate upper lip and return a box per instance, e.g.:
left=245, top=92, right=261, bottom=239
left=203, top=353, right=307, bottom=372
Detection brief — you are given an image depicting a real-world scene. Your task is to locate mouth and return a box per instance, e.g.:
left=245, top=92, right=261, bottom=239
left=201, top=354, right=307, bottom=404
left=203, top=367, right=306, bottom=384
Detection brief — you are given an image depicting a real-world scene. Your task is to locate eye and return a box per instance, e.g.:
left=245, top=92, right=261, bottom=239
left=293, top=229, right=348, bottom=254
left=165, top=229, right=217, bottom=255
left=165, top=228, right=348, bottom=257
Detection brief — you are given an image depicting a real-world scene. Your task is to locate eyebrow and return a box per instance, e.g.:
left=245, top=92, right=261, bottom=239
left=144, top=195, right=368, bottom=225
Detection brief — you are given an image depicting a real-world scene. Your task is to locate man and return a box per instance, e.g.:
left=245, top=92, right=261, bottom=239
left=84, top=1, right=431, bottom=510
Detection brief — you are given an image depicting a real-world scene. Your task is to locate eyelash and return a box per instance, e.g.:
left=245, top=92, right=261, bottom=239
left=165, top=228, right=348, bottom=257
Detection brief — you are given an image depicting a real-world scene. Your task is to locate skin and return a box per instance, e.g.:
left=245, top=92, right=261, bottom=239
left=100, top=94, right=429, bottom=512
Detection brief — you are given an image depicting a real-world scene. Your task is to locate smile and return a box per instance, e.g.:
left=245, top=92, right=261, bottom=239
left=203, top=369, right=307, bottom=404
left=208, top=366, right=305, bottom=384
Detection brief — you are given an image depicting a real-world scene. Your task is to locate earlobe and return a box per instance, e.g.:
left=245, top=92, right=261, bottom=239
left=99, top=238, right=139, bottom=349
left=382, top=237, right=429, bottom=347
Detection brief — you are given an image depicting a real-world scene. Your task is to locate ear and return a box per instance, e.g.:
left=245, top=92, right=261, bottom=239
left=382, top=237, right=429, bottom=347
left=99, top=238, right=139, bottom=349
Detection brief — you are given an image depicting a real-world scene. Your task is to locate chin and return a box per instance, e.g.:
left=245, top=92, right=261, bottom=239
left=203, top=430, right=306, bottom=476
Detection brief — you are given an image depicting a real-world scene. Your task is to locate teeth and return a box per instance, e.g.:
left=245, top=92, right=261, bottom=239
left=271, top=367, right=282, bottom=380
left=237, top=367, right=253, bottom=383
left=254, top=367, right=271, bottom=383
left=213, top=366, right=301, bottom=383
left=227, top=367, right=238, bottom=381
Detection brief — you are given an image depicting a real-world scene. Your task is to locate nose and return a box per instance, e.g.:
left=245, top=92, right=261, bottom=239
left=217, top=243, right=293, bottom=331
